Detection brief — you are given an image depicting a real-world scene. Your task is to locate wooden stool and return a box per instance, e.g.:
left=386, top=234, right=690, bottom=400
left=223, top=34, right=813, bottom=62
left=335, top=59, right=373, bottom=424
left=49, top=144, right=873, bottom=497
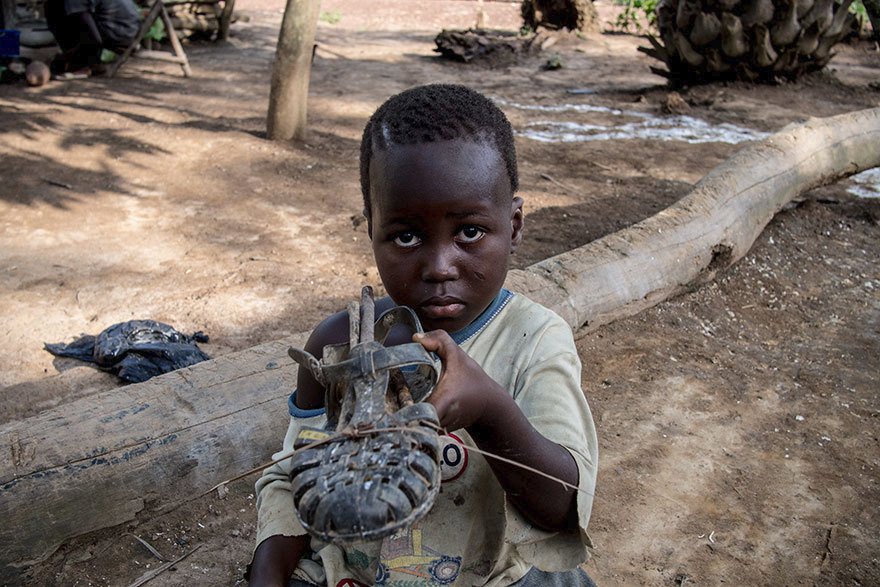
left=109, top=0, right=191, bottom=77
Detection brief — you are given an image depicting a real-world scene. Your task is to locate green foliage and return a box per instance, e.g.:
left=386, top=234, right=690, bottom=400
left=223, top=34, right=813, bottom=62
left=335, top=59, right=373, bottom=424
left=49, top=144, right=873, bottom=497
left=614, top=0, right=658, bottom=33
left=319, top=10, right=342, bottom=25
left=849, top=0, right=868, bottom=30
left=143, top=11, right=166, bottom=41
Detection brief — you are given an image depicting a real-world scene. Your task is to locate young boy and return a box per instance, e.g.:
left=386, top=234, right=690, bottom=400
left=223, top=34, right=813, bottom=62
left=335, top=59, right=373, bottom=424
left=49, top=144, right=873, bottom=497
left=251, top=84, right=598, bottom=587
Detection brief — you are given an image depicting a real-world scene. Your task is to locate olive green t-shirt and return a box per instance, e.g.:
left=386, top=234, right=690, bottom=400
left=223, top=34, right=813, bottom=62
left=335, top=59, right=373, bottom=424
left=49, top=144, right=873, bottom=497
left=255, top=291, right=598, bottom=587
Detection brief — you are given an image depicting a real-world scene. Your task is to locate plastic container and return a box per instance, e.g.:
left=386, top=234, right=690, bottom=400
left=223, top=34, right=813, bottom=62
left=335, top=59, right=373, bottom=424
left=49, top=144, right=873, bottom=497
left=0, top=30, right=21, bottom=57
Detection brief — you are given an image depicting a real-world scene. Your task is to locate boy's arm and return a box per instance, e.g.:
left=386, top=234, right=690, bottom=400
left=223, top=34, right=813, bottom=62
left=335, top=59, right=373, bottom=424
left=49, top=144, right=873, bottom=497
left=471, top=384, right=580, bottom=531
left=54, top=11, right=101, bottom=71
left=74, top=11, right=103, bottom=47
left=251, top=413, right=319, bottom=586
left=415, top=330, right=581, bottom=532
left=249, top=535, right=310, bottom=587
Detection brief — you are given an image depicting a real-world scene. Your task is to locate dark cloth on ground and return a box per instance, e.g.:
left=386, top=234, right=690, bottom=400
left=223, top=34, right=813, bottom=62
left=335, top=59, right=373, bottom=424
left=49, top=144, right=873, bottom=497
left=45, top=320, right=210, bottom=383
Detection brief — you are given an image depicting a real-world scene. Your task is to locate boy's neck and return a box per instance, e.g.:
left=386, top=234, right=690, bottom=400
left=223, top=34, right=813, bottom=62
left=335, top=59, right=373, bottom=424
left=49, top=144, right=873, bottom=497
left=448, top=288, right=512, bottom=345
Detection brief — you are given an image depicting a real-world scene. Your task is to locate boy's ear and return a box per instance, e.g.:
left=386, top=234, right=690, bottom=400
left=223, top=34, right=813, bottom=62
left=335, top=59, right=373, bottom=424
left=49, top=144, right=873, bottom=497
left=510, top=196, right=524, bottom=252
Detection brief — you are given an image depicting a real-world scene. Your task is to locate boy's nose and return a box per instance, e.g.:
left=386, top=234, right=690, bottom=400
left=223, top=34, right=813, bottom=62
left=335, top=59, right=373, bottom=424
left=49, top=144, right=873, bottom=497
left=421, top=246, right=460, bottom=282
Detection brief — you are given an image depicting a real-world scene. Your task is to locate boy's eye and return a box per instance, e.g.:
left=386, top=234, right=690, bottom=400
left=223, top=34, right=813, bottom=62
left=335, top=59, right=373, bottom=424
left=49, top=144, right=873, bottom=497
left=455, top=225, right=485, bottom=244
left=393, top=232, right=422, bottom=248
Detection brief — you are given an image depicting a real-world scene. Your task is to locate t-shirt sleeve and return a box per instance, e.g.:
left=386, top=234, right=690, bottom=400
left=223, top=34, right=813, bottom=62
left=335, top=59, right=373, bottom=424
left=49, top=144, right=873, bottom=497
left=505, top=319, right=599, bottom=571
left=253, top=392, right=327, bottom=550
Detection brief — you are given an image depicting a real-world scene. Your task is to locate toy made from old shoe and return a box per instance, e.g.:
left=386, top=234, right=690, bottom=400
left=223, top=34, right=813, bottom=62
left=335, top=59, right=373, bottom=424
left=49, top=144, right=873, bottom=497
left=287, top=286, right=442, bottom=544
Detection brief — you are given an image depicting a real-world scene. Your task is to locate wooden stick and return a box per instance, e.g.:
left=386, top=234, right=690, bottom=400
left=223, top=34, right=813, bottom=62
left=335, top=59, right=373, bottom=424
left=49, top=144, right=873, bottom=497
left=44, top=179, right=73, bottom=190
left=456, top=439, right=592, bottom=496
left=158, top=1, right=192, bottom=77
left=200, top=431, right=344, bottom=498
left=126, top=533, right=168, bottom=562
left=126, top=544, right=201, bottom=587
left=540, top=172, right=579, bottom=194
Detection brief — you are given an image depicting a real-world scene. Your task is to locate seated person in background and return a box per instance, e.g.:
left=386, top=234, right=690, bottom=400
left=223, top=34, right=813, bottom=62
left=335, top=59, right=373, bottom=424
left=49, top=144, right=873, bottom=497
left=45, top=0, right=140, bottom=77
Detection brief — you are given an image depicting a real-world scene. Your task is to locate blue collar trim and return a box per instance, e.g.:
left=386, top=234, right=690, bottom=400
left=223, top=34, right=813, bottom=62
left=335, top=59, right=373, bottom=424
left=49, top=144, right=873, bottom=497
left=450, top=289, right=513, bottom=345
left=288, top=390, right=326, bottom=418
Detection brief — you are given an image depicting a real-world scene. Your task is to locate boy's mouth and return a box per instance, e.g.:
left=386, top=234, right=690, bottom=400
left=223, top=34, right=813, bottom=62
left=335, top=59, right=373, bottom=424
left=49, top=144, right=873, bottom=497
left=420, top=297, right=465, bottom=320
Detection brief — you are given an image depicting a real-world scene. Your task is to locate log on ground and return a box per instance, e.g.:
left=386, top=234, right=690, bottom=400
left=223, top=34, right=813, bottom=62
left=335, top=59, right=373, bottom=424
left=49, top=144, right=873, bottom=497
left=0, top=335, right=304, bottom=580
left=506, top=107, right=880, bottom=331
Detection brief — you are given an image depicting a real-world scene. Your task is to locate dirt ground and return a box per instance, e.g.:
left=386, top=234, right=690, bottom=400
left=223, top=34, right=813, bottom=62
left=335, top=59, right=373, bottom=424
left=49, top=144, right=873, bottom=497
left=1, top=0, right=879, bottom=585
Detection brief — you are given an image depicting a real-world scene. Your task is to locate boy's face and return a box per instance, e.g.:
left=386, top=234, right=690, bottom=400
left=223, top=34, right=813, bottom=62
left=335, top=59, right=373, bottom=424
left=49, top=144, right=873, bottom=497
left=368, top=139, right=523, bottom=333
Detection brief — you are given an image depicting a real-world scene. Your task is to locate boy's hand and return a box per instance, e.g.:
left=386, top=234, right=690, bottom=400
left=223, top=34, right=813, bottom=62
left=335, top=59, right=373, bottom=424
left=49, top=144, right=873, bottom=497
left=413, top=330, right=504, bottom=432
left=414, top=330, right=580, bottom=532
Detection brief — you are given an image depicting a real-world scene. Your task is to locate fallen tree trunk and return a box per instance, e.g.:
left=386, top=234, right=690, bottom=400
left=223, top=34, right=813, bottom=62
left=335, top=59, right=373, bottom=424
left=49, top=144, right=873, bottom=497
left=506, top=108, right=880, bottom=330
left=0, top=337, right=304, bottom=579
left=1, top=108, right=878, bottom=581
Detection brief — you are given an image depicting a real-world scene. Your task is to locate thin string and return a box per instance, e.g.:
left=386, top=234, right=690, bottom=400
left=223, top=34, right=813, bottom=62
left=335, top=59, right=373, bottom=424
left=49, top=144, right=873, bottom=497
left=202, top=424, right=435, bottom=497
left=201, top=433, right=342, bottom=497
left=449, top=438, right=593, bottom=497
left=421, top=420, right=593, bottom=497
left=204, top=422, right=592, bottom=499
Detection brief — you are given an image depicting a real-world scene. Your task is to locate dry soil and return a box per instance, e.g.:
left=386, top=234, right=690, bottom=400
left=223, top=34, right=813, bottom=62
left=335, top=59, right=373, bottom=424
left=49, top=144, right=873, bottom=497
left=1, top=0, right=879, bottom=585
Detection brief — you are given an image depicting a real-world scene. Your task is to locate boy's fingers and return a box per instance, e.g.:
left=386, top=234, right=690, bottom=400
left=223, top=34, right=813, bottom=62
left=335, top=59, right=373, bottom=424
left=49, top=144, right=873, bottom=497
left=413, top=330, right=455, bottom=359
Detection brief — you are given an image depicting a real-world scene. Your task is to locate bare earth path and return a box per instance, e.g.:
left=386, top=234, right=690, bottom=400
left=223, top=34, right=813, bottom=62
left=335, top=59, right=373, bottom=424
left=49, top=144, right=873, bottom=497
left=1, top=0, right=878, bottom=584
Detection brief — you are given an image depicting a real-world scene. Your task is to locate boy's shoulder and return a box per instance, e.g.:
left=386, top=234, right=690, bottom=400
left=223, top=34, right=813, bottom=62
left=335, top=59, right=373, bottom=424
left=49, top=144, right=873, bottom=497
left=459, top=291, right=576, bottom=364
left=460, top=290, right=571, bottom=344
left=502, top=292, right=570, bottom=330
left=461, top=292, right=581, bottom=400
left=303, top=295, right=400, bottom=357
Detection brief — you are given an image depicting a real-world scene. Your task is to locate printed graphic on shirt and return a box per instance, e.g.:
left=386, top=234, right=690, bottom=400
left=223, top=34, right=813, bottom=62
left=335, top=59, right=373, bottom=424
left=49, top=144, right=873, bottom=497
left=335, top=580, right=369, bottom=587
left=439, top=433, right=468, bottom=482
left=371, top=526, right=462, bottom=585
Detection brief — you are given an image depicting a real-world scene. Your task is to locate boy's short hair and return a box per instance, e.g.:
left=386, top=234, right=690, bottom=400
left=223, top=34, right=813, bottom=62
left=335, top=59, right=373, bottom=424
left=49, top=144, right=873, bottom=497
left=359, top=84, right=518, bottom=215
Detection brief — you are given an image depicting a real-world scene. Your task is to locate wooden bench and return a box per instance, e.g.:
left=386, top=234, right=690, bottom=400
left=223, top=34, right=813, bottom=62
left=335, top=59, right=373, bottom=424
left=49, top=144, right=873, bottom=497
left=108, top=0, right=234, bottom=78
left=109, top=0, right=192, bottom=77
